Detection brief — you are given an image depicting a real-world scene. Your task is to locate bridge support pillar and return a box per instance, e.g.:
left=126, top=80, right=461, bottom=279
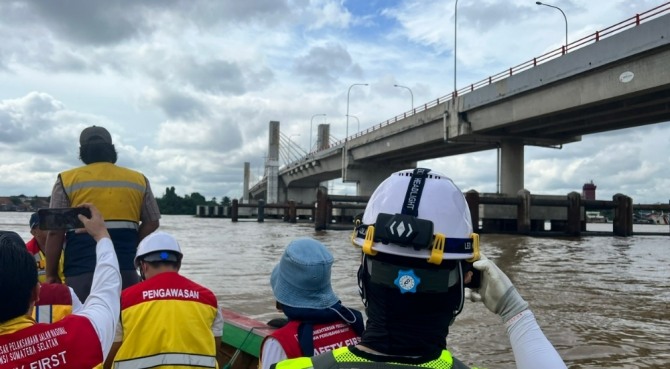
left=500, top=139, right=524, bottom=196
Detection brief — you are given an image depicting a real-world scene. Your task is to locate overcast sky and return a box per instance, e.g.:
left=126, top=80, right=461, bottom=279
left=1, top=0, right=668, bottom=204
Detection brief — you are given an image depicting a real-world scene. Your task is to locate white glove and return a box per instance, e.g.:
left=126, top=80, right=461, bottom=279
left=473, top=254, right=529, bottom=323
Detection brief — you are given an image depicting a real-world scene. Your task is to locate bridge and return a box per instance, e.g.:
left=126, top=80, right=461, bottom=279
left=248, top=3, right=670, bottom=204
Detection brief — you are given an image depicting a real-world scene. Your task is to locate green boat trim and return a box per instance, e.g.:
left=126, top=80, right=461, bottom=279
left=219, top=308, right=277, bottom=369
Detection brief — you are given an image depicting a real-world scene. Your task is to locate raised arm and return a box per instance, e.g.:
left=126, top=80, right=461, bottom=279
left=74, top=203, right=122, bottom=360
left=473, top=255, right=567, bottom=369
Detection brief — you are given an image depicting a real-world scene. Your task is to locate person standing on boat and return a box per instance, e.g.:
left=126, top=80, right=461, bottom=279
left=272, top=168, right=567, bottom=369
left=25, top=212, right=66, bottom=283
left=104, top=231, right=223, bottom=369
left=260, top=238, right=364, bottom=369
left=0, top=203, right=122, bottom=368
left=45, top=125, right=161, bottom=301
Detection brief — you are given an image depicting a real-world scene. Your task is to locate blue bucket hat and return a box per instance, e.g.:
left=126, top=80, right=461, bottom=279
left=271, top=237, right=339, bottom=309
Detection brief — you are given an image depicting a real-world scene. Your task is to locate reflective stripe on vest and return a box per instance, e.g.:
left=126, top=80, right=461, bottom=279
left=64, top=179, right=146, bottom=194
left=114, top=353, right=217, bottom=369
left=106, top=220, right=140, bottom=230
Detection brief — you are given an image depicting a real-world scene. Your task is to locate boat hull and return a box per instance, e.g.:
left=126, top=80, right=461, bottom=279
left=218, top=308, right=277, bottom=369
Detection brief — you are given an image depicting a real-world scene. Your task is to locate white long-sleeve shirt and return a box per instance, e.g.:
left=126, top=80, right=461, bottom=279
left=74, top=237, right=122, bottom=360
left=506, top=310, right=567, bottom=369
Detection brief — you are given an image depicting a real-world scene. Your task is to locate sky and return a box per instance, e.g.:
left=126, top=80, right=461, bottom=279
left=1, top=0, right=669, bottom=205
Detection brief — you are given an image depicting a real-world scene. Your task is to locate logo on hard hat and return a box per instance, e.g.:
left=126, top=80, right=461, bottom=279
left=394, top=269, right=421, bottom=293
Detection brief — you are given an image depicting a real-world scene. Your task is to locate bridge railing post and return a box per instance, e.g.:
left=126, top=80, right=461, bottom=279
left=517, top=189, right=531, bottom=235
left=258, top=199, right=265, bottom=223
left=231, top=199, right=238, bottom=222
left=288, top=201, right=297, bottom=223
left=566, top=191, right=581, bottom=236
left=315, top=187, right=328, bottom=231
left=613, top=194, right=632, bottom=236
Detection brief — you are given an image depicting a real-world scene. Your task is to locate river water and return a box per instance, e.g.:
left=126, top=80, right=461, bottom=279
left=2, top=212, right=669, bottom=368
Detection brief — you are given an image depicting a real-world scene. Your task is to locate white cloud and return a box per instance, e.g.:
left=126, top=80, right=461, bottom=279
left=0, top=0, right=668, bottom=204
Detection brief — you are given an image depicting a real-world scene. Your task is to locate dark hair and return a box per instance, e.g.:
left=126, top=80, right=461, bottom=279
left=79, top=143, right=118, bottom=164
left=0, top=231, right=37, bottom=323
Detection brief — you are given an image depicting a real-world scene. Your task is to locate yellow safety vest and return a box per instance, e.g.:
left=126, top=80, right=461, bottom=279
left=275, top=346, right=476, bottom=369
left=114, top=272, right=219, bottom=369
left=60, top=162, right=146, bottom=223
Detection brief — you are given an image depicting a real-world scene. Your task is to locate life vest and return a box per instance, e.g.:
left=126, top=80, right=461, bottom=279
left=32, top=283, right=74, bottom=324
left=273, top=346, right=474, bottom=369
left=113, top=272, right=219, bottom=369
left=265, top=320, right=362, bottom=358
left=59, top=162, right=146, bottom=273
left=25, top=238, right=65, bottom=283
left=0, top=315, right=103, bottom=368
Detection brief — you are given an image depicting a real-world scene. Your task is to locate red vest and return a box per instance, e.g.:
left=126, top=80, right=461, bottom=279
left=266, top=320, right=362, bottom=358
left=0, top=315, right=102, bottom=368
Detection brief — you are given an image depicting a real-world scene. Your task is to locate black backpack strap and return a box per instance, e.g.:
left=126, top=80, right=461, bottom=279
left=297, top=322, right=315, bottom=356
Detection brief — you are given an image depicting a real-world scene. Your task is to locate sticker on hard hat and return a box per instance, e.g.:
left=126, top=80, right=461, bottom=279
left=394, top=269, right=421, bottom=293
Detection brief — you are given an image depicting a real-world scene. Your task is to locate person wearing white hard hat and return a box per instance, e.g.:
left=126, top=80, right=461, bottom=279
left=104, top=231, right=224, bottom=369
left=273, top=168, right=566, bottom=369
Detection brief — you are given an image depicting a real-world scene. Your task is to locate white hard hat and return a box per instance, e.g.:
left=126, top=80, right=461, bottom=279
left=352, top=168, right=479, bottom=264
left=134, top=231, right=183, bottom=267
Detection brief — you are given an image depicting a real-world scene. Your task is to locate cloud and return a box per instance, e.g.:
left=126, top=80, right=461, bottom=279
left=0, top=0, right=668, bottom=205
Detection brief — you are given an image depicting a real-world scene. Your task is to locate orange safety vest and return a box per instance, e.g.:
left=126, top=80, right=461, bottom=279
left=113, top=272, right=220, bottom=368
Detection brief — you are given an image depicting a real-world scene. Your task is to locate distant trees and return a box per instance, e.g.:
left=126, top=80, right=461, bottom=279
left=156, top=186, right=232, bottom=215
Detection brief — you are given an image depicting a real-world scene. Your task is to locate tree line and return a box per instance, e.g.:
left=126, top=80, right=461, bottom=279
left=155, top=186, right=231, bottom=215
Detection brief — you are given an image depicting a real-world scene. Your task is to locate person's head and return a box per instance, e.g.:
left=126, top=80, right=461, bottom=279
left=134, top=231, right=183, bottom=281
left=271, top=237, right=339, bottom=310
left=0, top=231, right=39, bottom=323
left=79, top=125, right=117, bottom=164
left=350, top=168, right=479, bottom=354
left=29, top=212, right=48, bottom=248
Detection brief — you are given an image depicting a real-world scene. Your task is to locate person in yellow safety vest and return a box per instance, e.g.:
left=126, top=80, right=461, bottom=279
left=104, top=231, right=224, bottom=369
left=45, top=125, right=161, bottom=302
left=272, top=168, right=568, bottom=369
left=0, top=203, right=122, bottom=369
left=25, top=212, right=65, bottom=283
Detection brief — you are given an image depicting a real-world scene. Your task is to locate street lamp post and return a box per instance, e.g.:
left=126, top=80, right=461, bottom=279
left=347, top=114, right=360, bottom=133
left=346, top=83, right=368, bottom=141
left=393, top=84, right=414, bottom=111
left=536, top=1, right=568, bottom=48
left=454, top=0, right=459, bottom=97
left=310, top=113, right=326, bottom=152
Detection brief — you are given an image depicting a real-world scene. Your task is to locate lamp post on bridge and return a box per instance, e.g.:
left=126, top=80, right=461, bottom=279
left=347, top=114, right=360, bottom=133
left=536, top=1, right=568, bottom=48
left=393, top=84, right=414, bottom=111
left=310, top=113, right=326, bottom=152
left=346, top=83, right=368, bottom=142
left=454, top=0, right=459, bottom=98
